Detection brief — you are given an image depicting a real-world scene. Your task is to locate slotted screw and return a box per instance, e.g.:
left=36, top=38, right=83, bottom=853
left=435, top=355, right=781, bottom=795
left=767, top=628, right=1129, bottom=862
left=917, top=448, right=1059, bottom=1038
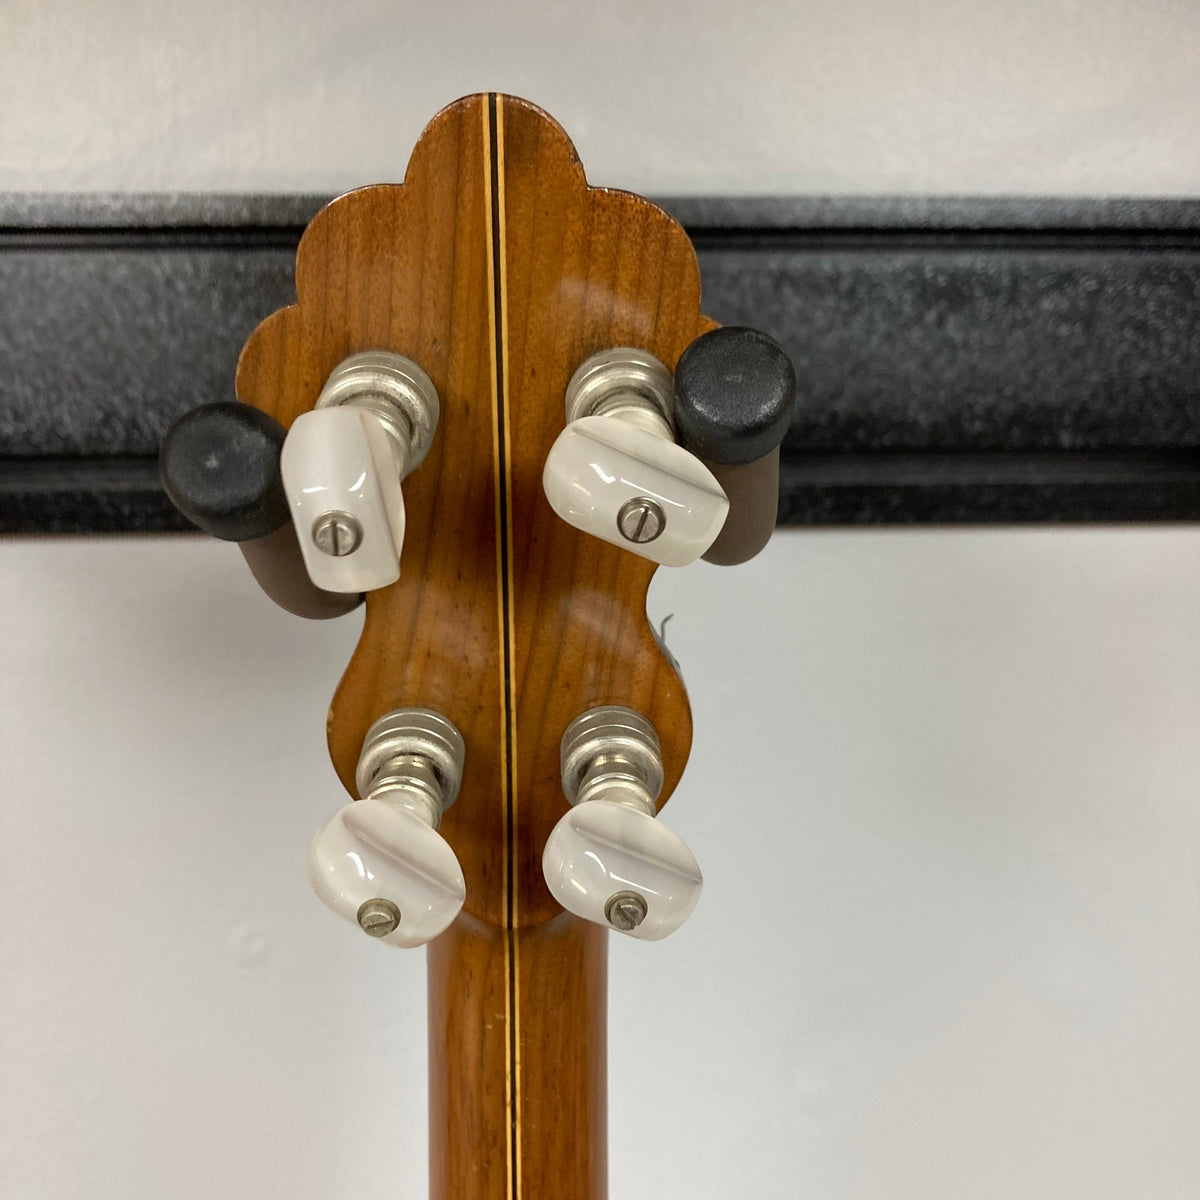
left=616, top=497, right=665, bottom=544
left=356, top=897, right=401, bottom=937
left=604, top=890, right=648, bottom=931
left=312, top=510, right=363, bottom=556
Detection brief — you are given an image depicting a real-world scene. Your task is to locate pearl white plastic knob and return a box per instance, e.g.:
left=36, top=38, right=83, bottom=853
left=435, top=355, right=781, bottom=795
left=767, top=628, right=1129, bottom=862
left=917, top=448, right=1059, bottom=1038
left=542, top=706, right=703, bottom=940
left=306, top=708, right=466, bottom=948
left=279, top=351, right=439, bottom=593
left=308, top=796, right=465, bottom=949
left=542, top=800, right=703, bottom=941
left=282, top=405, right=405, bottom=593
left=541, top=349, right=728, bottom=567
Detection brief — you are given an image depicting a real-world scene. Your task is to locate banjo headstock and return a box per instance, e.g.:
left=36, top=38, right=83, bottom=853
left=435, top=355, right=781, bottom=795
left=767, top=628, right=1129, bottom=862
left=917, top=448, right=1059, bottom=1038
left=162, top=92, right=794, bottom=944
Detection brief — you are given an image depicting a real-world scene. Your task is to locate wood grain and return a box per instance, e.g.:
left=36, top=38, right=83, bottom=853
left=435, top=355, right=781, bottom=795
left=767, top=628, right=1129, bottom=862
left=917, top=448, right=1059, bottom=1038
left=236, top=93, right=712, bottom=1200
left=429, top=914, right=607, bottom=1200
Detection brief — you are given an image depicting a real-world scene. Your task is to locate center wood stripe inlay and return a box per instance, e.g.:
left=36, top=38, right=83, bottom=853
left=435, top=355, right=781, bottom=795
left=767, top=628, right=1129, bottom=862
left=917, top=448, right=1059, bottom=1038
left=484, top=91, right=522, bottom=1200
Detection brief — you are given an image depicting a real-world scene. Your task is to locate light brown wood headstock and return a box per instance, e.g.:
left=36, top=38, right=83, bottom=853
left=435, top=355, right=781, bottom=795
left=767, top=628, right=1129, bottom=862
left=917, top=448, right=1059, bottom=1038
left=236, top=93, right=713, bottom=929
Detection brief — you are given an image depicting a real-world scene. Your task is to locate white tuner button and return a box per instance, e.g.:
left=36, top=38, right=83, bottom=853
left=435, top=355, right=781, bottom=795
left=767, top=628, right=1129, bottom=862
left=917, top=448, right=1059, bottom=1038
left=542, top=706, right=703, bottom=940
left=307, top=708, right=466, bottom=948
left=280, top=351, right=439, bottom=593
left=541, top=348, right=728, bottom=567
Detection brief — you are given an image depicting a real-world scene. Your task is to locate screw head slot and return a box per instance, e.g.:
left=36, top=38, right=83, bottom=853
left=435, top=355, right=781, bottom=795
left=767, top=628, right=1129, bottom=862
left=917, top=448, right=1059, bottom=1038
left=311, top=510, right=363, bottom=556
left=356, top=897, right=402, bottom=937
left=616, top=496, right=666, bottom=544
left=604, top=890, right=648, bottom=931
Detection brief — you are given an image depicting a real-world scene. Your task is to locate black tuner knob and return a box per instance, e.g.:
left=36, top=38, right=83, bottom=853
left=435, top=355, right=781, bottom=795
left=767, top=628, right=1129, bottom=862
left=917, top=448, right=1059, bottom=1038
left=674, top=326, right=795, bottom=465
left=159, top=402, right=290, bottom=542
left=673, top=327, right=796, bottom=565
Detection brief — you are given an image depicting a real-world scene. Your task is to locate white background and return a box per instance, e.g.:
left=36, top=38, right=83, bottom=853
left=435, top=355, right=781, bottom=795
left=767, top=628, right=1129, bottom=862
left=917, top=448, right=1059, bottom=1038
left=2, top=2, right=1199, bottom=1198
left=3, top=0, right=1200, bottom=196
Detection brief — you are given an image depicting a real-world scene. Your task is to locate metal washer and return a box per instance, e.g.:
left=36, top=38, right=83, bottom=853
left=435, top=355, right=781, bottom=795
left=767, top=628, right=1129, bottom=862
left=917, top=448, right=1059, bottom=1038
left=560, top=705, right=664, bottom=808
left=356, top=707, right=466, bottom=811
left=563, top=347, right=675, bottom=430
left=316, top=350, right=441, bottom=473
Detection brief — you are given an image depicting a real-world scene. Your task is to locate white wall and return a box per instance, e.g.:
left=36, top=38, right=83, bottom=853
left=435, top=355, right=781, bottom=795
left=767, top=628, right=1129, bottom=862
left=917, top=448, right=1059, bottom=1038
left=1, top=532, right=1197, bottom=1200
left=3, top=0, right=1200, bottom=195
left=2, top=2, right=1199, bottom=1198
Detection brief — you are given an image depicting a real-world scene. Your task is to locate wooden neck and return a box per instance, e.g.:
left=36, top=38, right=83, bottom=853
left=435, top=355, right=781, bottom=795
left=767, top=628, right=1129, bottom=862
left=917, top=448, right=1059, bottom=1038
left=429, top=916, right=607, bottom=1200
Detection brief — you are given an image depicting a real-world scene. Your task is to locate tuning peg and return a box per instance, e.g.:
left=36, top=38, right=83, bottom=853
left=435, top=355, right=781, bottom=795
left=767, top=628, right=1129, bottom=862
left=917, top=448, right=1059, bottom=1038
left=307, top=708, right=466, bottom=948
left=280, top=351, right=440, bottom=593
left=542, top=706, right=702, bottom=940
left=673, top=327, right=796, bottom=565
left=541, top=349, right=729, bottom=567
left=159, top=401, right=359, bottom=618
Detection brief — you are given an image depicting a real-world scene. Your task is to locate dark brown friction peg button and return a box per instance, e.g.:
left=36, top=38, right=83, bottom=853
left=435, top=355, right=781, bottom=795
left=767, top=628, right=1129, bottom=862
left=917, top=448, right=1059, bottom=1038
left=673, top=327, right=796, bottom=566
left=159, top=402, right=361, bottom=619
